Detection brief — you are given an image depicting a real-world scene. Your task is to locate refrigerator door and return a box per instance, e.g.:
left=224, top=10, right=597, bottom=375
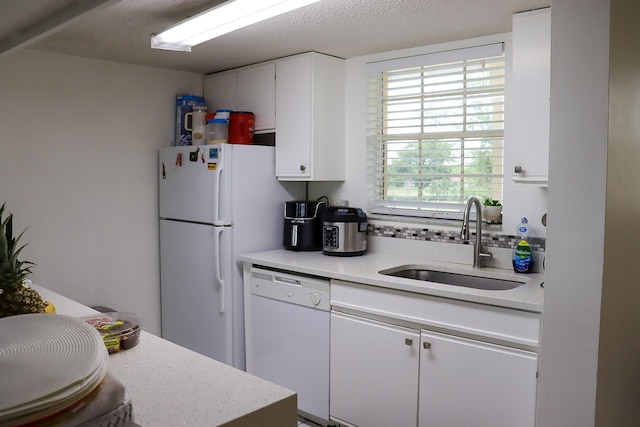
left=159, top=146, right=231, bottom=225
left=229, top=145, right=304, bottom=256
left=160, top=219, right=233, bottom=364
left=226, top=145, right=305, bottom=369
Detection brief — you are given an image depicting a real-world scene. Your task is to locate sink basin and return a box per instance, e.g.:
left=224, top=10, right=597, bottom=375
left=379, top=266, right=526, bottom=291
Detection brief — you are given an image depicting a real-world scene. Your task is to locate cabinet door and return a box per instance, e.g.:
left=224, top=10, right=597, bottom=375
left=204, top=72, right=238, bottom=112
left=237, top=63, right=276, bottom=131
left=330, top=312, right=419, bottom=427
left=509, top=9, right=551, bottom=181
left=418, top=330, right=538, bottom=427
left=275, top=55, right=312, bottom=179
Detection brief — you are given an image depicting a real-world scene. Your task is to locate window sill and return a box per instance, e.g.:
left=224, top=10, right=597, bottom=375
left=367, top=212, right=504, bottom=234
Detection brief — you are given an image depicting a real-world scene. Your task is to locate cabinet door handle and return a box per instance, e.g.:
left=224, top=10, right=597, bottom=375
left=423, top=341, right=431, bottom=349
left=299, top=165, right=306, bottom=171
left=405, top=338, right=413, bottom=346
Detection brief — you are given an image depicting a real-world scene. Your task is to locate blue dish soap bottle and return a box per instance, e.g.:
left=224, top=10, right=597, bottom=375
left=513, top=217, right=535, bottom=273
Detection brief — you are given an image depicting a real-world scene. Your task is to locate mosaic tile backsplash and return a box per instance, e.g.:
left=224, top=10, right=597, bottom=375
left=368, top=224, right=546, bottom=253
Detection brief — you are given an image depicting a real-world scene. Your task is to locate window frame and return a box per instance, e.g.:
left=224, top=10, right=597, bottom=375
left=366, top=42, right=506, bottom=221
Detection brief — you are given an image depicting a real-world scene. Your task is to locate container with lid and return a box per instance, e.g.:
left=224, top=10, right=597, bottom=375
left=228, top=111, right=254, bottom=145
left=80, top=312, right=142, bottom=353
left=207, top=118, right=229, bottom=144
left=185, top=105, right=208, bottom=131
left=214, top=109, right=233, bottom=122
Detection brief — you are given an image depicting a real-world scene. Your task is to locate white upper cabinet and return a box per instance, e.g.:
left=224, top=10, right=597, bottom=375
left=275, top=52, right=345, bottom=181
left=237, top=64, right=276, bottom=131
left=204, top=52, right=345, bottom=180
left=204, top=62, right=276, bottom=132
left=204, top=71, right=237, bottom=113
left=507, top=8, right=551, bottom=186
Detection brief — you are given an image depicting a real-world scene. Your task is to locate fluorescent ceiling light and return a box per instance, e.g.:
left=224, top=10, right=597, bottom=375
left=151, top=0, right=321, bottom=52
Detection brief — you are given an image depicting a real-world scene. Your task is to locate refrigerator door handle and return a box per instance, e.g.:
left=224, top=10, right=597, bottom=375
left=212, top=161, right=224, bottom=226
left=214, top=227, right=225, bottom=314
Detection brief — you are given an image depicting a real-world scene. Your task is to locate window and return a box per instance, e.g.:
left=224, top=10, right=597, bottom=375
left=367, top=43, right=505, bottom=219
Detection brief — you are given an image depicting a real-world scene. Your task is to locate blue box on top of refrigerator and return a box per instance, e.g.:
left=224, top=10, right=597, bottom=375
left=158, top=144, right=303, bottom=370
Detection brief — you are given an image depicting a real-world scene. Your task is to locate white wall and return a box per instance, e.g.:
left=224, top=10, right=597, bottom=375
left=596, top=0, right=640, bottom=424
left=536, top=0, right=610, bottom=425
left=0, top=50, right=203, bottom=334
left=310, top=33, right=549, bottom=239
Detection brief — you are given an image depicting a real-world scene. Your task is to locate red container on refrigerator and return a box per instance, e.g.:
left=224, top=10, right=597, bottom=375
left=229, top=111, right=255, bottom=145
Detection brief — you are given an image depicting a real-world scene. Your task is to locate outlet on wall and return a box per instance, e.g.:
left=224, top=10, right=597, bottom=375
left=332, top=199, right=349, bottom=207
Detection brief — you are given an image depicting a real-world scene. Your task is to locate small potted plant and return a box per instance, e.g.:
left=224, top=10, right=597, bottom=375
left=482, top=197, right=502, bottom=224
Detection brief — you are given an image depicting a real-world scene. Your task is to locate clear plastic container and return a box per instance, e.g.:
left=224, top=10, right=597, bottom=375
left=214, top=109, right=233, bottom=122
left=81, top=312, right=142, bottom=353
left=207, top=118, right=229, bottom=144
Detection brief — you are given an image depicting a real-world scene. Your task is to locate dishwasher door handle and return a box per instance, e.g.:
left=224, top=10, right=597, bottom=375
left=274, top=276, right=301, bottom=286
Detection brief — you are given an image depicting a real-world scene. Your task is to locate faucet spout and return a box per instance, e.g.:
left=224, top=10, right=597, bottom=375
left=461, top=197, right=492, bottom=268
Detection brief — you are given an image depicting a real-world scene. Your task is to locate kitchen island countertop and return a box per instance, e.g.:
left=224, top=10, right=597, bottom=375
left=34, top=285, right=297, bottom=427
left=238, top=249, right=544, bottom=313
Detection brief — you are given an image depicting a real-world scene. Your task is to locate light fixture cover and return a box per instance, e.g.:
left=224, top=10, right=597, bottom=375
left=151, top=0, right=321, bottom=52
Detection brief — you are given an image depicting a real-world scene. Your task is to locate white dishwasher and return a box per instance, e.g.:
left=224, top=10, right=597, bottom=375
left=246, top=266, right=331, bottom=425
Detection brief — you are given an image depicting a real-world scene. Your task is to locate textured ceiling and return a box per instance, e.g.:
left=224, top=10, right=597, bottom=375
left=7, top=0, right=550, bottom=75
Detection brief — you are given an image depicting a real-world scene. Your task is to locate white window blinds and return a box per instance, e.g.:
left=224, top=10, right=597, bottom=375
left=366, top=43, right=505, bottom=219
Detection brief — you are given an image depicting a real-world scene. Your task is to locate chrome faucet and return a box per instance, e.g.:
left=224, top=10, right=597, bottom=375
left=461, top=197, right=492, bottom=268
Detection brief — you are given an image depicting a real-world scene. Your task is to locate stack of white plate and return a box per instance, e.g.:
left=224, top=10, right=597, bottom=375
left=0, top=314, right=109, bottom=426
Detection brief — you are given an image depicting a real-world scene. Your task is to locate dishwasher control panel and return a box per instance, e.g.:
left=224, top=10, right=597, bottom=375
left=250, top=267, right=330, bottom=310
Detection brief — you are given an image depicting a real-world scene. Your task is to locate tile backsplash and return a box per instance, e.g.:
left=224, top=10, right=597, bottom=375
left=368, top=224, right=546, bottom=253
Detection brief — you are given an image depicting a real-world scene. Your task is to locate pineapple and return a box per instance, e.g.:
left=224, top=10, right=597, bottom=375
left=0, top=203, right=46, bottom=317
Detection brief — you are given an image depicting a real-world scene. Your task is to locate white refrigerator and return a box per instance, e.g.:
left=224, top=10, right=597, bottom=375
left=159, top=144, right=302, bottom=369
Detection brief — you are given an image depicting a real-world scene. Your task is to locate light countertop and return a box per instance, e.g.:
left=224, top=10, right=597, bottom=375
left=238, top=249, right=544, bottom=313
left=34, top=285, right=297, bottom=427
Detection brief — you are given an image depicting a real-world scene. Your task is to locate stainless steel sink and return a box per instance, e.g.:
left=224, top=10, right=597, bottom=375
left=379, top=266, right=526, bottom=291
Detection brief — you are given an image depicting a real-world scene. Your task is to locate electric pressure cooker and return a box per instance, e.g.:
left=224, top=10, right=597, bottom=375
left=321, top=207, right=368, bottom=256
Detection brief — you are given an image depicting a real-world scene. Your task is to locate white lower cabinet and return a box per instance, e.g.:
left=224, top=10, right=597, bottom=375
left=418, top=330, right=537, bottom=427
left=330, top=312, right=419, bottom=427
left=329, top=281, right=540, bottom=427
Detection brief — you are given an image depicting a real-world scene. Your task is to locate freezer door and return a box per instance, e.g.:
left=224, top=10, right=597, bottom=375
left=160, top=219, right=233, bottom=364
left=159, top=146, right=231, bottom=225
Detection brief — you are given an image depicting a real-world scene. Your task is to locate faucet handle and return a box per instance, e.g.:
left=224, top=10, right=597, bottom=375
left=476, top=249, right=493, bottom=268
